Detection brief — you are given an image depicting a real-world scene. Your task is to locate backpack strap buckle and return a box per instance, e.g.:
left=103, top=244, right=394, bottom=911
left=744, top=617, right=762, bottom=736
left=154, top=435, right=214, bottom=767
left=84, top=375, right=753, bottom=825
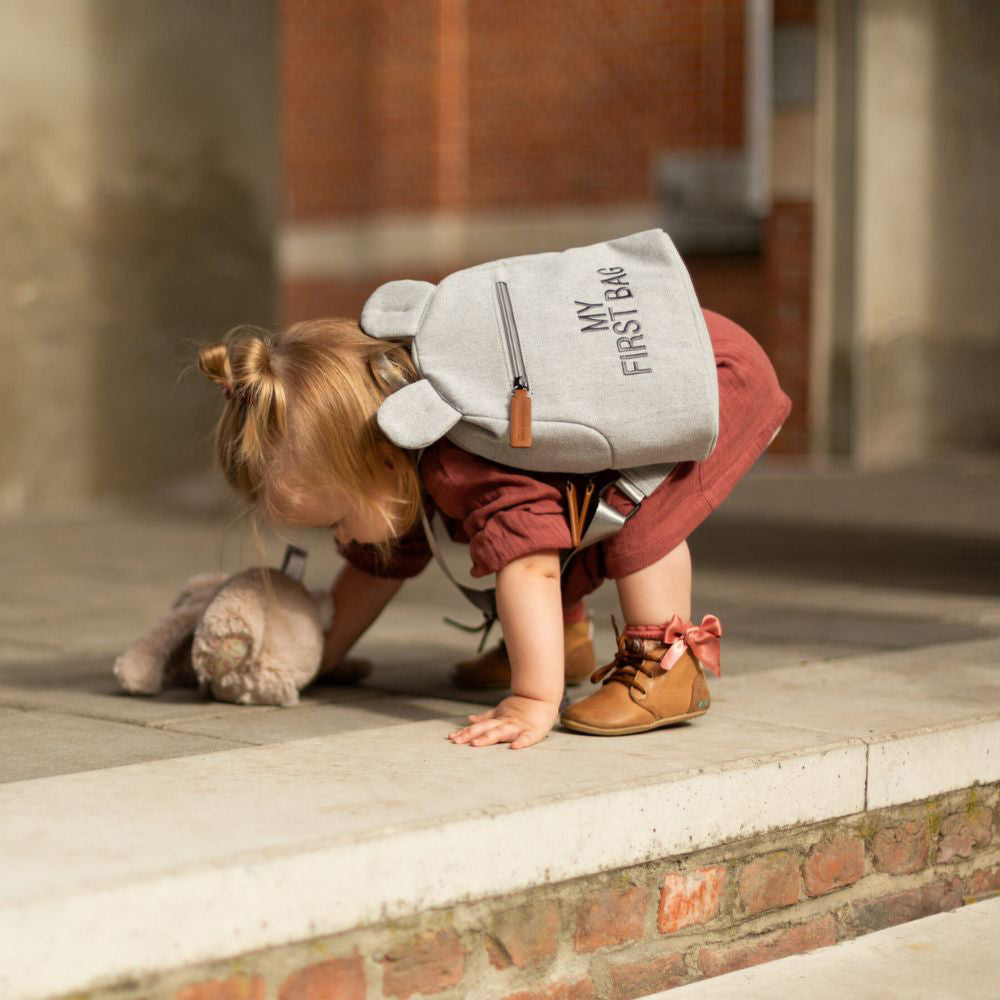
left=575, top=463, right=677, bottom=549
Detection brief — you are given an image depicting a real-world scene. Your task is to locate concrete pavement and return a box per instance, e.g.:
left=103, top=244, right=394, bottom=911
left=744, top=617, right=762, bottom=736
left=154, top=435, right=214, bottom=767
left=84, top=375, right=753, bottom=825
left=2, top=453, right=999, bottom=781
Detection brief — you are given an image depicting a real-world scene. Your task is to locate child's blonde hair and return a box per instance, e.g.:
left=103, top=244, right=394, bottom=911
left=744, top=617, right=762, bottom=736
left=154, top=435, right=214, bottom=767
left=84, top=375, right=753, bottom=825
left=197, top=317, right=424, bottom=562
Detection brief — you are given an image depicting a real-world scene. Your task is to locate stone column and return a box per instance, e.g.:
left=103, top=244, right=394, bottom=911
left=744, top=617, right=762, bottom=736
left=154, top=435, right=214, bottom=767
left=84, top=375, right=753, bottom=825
left=0, top=0, right=277, bottom=515
left=815, top=0, right=1000, bottom=465
left=811, top=0, right=857, bottom=458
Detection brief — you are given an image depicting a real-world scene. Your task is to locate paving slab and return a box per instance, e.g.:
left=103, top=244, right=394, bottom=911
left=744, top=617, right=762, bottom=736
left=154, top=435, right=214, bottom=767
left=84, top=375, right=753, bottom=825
left=656, top=895, right=1000, bottom=1000
left=0, top=706, right=249, bottom=782
left=0, top=655, right=392, bottom=746
left=353, top=604, right=896, bottom=699
left=158, top=693, right=487, bottom=743
left=0, top=638, right=64, bottom=661
left=0, top=653, right=280, bottom=726
left=0, top=654, right=328, bottom=713
left=712, top=638, right=1000, bottom=736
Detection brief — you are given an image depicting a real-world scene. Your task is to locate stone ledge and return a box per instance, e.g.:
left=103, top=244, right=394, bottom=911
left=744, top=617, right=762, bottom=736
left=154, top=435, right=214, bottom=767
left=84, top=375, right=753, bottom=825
left=35, top=783, right=1000, bottom=1000
left=1, top=638, right=998, bottom=1000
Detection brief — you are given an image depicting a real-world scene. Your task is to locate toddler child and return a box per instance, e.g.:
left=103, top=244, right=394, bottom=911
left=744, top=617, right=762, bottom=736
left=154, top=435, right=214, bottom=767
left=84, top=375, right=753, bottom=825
left=198, top=307, right=790, bottom=749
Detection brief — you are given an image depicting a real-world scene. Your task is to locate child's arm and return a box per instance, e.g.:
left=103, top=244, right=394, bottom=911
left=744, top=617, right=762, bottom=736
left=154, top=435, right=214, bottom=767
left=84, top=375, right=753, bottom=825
left=322, top=562, right=405, bottom=672
left=449, top=549, right=564, bottom=749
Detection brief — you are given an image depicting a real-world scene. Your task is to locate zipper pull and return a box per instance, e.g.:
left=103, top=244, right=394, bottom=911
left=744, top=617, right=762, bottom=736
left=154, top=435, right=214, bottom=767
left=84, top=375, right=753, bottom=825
left=565, top=480, right=580, bottom=548
left=510, top=378, right=532, bottom=448
left=577, top=480, right=595, bottom=538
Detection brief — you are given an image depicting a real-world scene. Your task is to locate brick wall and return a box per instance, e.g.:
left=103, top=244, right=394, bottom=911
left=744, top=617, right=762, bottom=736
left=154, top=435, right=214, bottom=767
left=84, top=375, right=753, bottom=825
left=281, top=0, right=746, bottom=218
left=279, top=0, right=440, bottom=218
left=462, top=1, right=744, bottom=210
left=86, top=782, right=999, bottom=999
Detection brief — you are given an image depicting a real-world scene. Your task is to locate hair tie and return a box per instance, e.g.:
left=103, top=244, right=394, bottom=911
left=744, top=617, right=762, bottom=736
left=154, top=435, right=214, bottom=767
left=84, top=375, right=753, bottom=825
left=220, top=379, right=258, bottom=406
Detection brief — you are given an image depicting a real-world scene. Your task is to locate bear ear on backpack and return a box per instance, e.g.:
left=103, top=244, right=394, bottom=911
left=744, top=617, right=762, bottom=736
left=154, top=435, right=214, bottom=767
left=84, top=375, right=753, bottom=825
left=376, top=379, right=461, bottom=449
left=361, top=280, right=435, bottom=340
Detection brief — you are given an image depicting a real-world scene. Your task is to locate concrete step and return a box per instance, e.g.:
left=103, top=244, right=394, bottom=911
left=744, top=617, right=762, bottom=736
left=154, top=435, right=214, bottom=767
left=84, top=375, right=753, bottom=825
left=654, top=894, right=1000, bottom=1000
left=1, top=635, right=998, bottom=999
left=694, top=454, right=1000, bottom=596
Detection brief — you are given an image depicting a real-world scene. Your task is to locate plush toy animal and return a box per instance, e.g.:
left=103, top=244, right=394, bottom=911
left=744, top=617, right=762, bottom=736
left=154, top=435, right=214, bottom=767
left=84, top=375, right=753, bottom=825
left=114, top=546, right=330, bottom=706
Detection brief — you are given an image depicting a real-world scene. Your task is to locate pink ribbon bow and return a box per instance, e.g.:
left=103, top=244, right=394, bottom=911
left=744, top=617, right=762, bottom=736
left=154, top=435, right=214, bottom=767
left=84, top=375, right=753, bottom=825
left=661, top=614, right=722, bottom=677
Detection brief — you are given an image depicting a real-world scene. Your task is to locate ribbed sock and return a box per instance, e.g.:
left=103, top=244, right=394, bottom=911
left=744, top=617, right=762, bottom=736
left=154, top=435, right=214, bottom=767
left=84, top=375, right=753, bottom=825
left=623, top=622, right=670, bottom=639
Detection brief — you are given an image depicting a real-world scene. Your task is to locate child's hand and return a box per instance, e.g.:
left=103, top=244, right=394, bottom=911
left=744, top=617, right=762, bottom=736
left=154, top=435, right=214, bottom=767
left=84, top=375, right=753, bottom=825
left=448, top=694, right=560, bottom=750
left=320, top=629, right=343, bottom=674
left=317, top=622, right=371, bottom=683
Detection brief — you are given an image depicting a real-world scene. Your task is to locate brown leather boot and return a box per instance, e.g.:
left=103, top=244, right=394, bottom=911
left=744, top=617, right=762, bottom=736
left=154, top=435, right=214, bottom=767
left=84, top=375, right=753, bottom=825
left=451, top=617, right=596, bottom=690
left=560, top=614, right=721, bottom=736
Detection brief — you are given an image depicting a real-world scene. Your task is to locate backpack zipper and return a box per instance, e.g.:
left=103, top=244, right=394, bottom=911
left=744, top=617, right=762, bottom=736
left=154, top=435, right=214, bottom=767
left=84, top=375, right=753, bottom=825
left=495, top=280, right=532, bottom=447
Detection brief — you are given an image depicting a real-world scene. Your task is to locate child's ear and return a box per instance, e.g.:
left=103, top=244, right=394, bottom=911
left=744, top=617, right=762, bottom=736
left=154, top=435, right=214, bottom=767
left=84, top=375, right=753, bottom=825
left=378, top=440, right=397, bottom=472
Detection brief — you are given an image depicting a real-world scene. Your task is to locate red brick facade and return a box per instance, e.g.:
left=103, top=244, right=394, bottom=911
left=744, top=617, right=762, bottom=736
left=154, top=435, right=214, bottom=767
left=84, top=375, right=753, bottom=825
left=281, top=0, right=747, bottom=217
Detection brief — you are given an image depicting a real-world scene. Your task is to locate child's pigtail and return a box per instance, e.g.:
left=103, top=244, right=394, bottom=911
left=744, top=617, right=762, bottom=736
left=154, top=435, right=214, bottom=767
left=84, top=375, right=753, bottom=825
left=198, top=343, right=235, bottom=399
left=231, top=337, right=288, bottom=460
left=197, top=333, right=289, bottom=493
left=198, top=341, right=251, bottom=493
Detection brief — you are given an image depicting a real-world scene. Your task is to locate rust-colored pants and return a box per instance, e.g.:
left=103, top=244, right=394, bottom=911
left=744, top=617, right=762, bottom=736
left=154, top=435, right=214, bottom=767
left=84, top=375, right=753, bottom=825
left=561, top=309, right=792, bottom=616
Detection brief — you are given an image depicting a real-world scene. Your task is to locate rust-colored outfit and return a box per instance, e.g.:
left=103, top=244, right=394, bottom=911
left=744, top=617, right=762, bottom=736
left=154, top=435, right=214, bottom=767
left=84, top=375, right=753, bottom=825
left=338, top=309, right=792, bottom=613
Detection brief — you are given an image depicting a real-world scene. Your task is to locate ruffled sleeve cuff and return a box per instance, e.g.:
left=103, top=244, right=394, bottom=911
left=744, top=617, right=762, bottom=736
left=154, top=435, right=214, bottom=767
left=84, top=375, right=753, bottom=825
left=336, top=521, right=432, bottom=580
left=468, top=506, right=572, bottom=577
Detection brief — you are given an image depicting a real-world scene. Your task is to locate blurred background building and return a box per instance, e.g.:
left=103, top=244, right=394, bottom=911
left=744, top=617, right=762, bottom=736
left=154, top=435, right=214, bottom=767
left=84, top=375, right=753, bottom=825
left=1, top=0, right=998, bottom=516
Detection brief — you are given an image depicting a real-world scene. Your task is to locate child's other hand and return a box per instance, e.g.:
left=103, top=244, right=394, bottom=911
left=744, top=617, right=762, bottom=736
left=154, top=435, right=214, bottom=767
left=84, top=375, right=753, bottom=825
left=318, top=625, right=371, bottom=683
left=320, top=627, right=346, bottom=674
left=448, top=694, right=560, bottom=750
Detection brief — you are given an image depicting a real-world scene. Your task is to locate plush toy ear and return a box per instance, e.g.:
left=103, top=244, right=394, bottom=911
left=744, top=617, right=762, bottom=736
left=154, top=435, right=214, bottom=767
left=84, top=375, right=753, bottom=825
left=377, top=379, right=461, bottom=448
left=113, top=573, right=225, bottom=696
left=360, top=280, right=435, bottom=339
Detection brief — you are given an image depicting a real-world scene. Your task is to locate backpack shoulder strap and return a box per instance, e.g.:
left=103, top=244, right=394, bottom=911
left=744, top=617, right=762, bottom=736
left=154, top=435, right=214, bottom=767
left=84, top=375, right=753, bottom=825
left=415, top=449, right=498, bottom=651
left=415, top=450, right=677, bottom=647
left=576, top=463, right=676, bottom=547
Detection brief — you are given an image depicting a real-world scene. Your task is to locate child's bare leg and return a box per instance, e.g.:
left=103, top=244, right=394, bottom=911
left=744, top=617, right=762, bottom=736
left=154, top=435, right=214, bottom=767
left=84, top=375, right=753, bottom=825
left=560, top=538, right=709, bottom=736
left=615, top=539, right=692, bottom=625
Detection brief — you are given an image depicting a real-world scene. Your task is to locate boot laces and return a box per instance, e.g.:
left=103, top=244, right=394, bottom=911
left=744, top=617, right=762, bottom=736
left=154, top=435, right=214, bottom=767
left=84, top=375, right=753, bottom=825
left=589, top=614, right=661, bottom=697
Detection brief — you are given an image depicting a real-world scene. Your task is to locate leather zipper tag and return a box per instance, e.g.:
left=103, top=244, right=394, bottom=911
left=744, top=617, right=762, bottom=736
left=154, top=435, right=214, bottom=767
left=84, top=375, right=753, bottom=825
left=510, top=387, right=532, bottom=447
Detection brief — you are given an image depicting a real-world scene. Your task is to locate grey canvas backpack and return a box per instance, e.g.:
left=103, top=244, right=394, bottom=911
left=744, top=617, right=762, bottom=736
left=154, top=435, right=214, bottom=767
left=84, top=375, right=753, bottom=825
left=360, top=228, right=719, bottom=645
